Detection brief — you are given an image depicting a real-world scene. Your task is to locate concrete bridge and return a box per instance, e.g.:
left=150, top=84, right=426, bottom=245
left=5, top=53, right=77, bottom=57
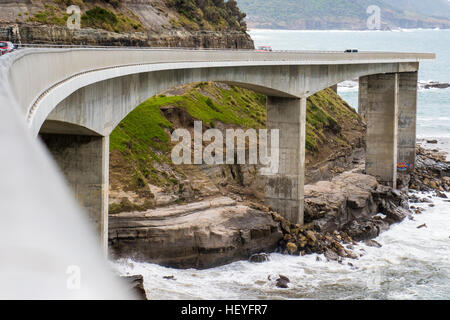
left=0, top=48, right=434, bottom=250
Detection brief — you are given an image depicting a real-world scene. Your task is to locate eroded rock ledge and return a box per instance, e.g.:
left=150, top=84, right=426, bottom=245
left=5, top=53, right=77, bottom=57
left=109, top=197, right=282, bottom=269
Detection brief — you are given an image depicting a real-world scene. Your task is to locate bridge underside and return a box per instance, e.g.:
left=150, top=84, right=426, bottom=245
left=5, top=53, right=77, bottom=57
left=38, top=64, right=419, bottom=247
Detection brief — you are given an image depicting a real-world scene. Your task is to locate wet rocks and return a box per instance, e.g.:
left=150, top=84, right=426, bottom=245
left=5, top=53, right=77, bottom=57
left=286, top=242, right=298, bottom=254
left=410, top=145, right=450, bottom=193
left=272, top=171, right=414, bottom=261
left=342, top=219, right=387, bottom=241
left=324, top=249, right=339, bottom=261
left=421, top=82, right=450, bottom=90
left=276, top=275, right=290, bottom=289
left=304, top=172, right=380, bottom=233
left=120, top=275, right=147, bottom=300
left=304, top=172, right=410, bottom=239
left=364, top=239, right=382, bottom=248
left=249, top=253, right=270, bottom=263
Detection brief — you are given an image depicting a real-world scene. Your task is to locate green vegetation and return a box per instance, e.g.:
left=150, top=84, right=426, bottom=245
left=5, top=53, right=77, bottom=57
left=305, top=89, right=358, bottom=151
left=23, top=0, right=250, bottom=32
left=110, top=83, right=359, bottom=194
left=27, top=4, right=69, bottom=25
left=110, top=83, right=267, bottom=189
left=168, top=0, right=247, bottom=31
left=27, top=1, right=143, bottom=33
left=81, top=6, right=143, bottom=33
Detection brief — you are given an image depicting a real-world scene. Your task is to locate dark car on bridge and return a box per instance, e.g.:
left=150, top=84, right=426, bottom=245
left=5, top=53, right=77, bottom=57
left=0, top=41, right=16, bottom=56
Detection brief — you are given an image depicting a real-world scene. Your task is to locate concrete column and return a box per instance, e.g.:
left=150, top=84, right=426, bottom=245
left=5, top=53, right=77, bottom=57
left=40, top=134, right=109, bottom=249
left=358, top=76, right=369, bottom=119
left=397, top=72, right=418, bottom=172
left=364, top=73, right=399, bottom=188
left=265, top=97, right=306, bottom=225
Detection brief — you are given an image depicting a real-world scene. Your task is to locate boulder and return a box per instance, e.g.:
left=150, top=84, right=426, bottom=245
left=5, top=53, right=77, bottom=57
left=286, top=242, right=298, bottom=254
left=304, top=173, right=385, bottom=233
left=249, top=253, right=270, bottom=263
left=276, top=275, right=290, bottom=288
left=324, top=249, right=339, bottom=261
left=109, top=197, right=282, bottom=269
left=364, top=239, right=382, bottom=248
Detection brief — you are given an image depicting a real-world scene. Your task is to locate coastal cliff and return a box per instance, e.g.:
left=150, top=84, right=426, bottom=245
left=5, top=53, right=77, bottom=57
left=0, top=0, right=254, bottom=48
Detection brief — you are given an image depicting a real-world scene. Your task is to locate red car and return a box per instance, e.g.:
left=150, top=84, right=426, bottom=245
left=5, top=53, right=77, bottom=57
left=0, top=41, right=16, bottom=56
left=255, top=46, right=273, bottom=52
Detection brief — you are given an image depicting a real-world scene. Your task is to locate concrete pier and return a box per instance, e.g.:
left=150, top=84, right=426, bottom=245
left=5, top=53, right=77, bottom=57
left=40, top=133, right=109, bottom=249
left=363, top=73, right=399, bottom=188
left=397, top=72, right=418, bottom=172
left=358, top=76, right=369, bottom=119
left=265, top=97, right=306, bottom=225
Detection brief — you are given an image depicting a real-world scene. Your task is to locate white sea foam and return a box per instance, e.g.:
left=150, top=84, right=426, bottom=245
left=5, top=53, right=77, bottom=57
left=113, top=191, right=450, bottom=300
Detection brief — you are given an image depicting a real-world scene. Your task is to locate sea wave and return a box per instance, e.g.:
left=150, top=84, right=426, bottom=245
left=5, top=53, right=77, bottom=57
left=113, top=192, right=450, bottom=300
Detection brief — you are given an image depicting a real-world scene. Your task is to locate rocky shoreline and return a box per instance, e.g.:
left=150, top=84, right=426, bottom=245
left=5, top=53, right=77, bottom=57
left=274, top=145, right=449, bottom=263
left=110, top=145, right=449, bottom=271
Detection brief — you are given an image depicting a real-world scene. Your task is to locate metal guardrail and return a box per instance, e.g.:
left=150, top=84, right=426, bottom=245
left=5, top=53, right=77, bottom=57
left=12, top=43, right=343, bottom=53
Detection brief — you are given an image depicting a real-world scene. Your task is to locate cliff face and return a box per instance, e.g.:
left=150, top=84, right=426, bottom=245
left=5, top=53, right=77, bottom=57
left=0, top=24, right=253, bottom=48
left=0, top=0, right=253, bottom=48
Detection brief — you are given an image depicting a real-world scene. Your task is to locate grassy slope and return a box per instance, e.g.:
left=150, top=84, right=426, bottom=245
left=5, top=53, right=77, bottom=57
left=20, top=0, right=246, bottom=33
left=26, top=1, right=144, bottom=33
left=110, top=83, right=362, bottom=198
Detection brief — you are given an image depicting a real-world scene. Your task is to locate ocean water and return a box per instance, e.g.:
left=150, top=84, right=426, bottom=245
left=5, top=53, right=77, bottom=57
left=250, top=29, right=450, bottom=157
left=114, top=30, right=450, bottom=300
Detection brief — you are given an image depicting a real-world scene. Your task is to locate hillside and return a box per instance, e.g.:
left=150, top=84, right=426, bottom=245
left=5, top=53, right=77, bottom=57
left=109, top=83, right=365, bottom=213
left=0, top=0, right=253, bottom=48
left=237, top=0, right=450, bottom=30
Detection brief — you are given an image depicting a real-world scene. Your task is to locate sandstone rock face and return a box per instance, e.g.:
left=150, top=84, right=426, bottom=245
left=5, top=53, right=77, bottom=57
left=0, top=24, right=254, bottom=49
left=304, top=172, right=379, bottom=232
left=109, top=197, right=282, bottom=269
left=304, top=172, right=411, bottom=240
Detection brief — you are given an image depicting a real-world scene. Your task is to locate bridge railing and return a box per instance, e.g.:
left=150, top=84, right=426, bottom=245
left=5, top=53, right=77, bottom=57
left=12, top=43, right=434, bottom=55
